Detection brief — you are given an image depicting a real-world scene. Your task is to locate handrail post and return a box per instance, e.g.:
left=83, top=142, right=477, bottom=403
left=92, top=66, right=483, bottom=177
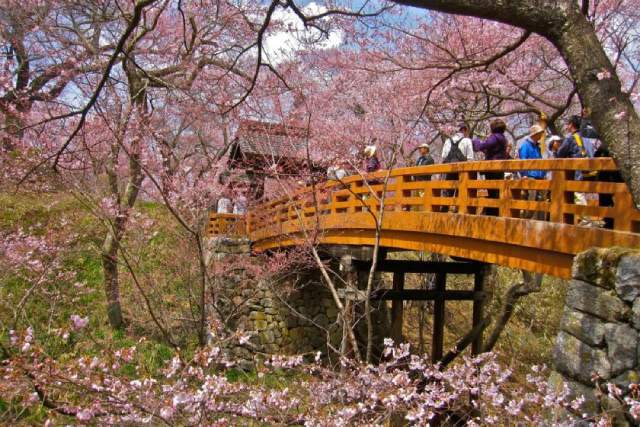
left=458, top=171, right=468, bottom=214
left=395, top=175, right=405, bottom=212
left=348, top=181, right=358, bottom=214
left=498, top=178, right=510, bottom=218
left=614, top=189, right=633, bottom=232
left=550, top=170, right=567, bottom=224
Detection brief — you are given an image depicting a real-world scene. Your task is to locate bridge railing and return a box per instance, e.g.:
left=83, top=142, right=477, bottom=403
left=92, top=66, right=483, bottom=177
left=208, top=159, right=640, bottom=240
left=206, top=213, right=246, bottom=237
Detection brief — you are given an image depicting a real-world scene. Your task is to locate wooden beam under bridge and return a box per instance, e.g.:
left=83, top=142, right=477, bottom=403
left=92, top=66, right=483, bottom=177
left=350, top=258, right=489, bottom=364
left=352, top=259, right=486, bottom=274
left=372, top=289, right=486, bottom=301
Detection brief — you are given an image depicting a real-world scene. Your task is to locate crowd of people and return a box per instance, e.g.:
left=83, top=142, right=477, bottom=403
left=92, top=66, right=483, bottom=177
left=354, top=111, right=620, bottom=228
left=215, top=176, right=248, bottom=215
left=221, top=111, right=620, bottom=230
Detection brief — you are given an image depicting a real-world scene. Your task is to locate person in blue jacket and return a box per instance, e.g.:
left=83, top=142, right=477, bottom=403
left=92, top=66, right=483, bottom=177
left=519, top=124, right=546, bottom=179
left=518, top=124, right=547, bottom=219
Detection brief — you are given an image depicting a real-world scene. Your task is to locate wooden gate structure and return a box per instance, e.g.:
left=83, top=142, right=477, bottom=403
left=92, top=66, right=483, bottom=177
left=207, top=158, right=640, bottom=360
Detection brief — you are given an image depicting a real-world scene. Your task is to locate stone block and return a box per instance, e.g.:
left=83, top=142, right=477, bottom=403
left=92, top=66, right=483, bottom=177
left=289, top=328, right=302, bottom=341
left=259, top=330, right=275, bottom=345
left=565, top=280, right=630, bottom=323
left=313, top=313, right=329, bottom=328
left=263, top=299, right=274, bottom=308
left=299, top=317, right=311, bottom=326
left=616, top=254, right=640, bottom=302
left=250, top=311, right=265, bottom=321
left=600, top=395, right=631, bottom=427
left=605, top=323, right=638, bottom=375
left=286, top=317, right=298, bottom=328
left=548, top=371, right=599, bottom=416
left=553, top=332, right=612, bottom=383
left=254, top=320, right=267, bottom=331
left=573, top=248, right=614, bottom=289
left=560, top=308, right=607, bottom=347
left=633, top=300, right=640, bottom=330
left=330, top=328, right=342, bottom=345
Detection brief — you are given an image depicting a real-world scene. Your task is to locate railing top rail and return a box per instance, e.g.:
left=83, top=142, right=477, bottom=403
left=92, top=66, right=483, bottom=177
left=210, top=213, right=244, bottom=219
left=252, top=158, right=624, bottom=210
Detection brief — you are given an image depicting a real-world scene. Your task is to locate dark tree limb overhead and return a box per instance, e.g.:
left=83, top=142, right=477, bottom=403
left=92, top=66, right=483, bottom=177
left=393, top=0, right=640, bottom=207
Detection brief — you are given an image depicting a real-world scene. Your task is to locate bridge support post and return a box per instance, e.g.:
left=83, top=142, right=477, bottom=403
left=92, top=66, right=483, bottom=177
left=431, top=273, right=446, bottom=364
left=362, top=258, right=488, bottom=364
left=390, top=272, right=405, bottom=344
left=471, top=269, right=485, bottom=355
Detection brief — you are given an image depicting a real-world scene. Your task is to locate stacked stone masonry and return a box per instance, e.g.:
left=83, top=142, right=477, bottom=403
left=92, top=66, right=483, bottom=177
left=549, top=247, right=640, bottom=424
left=206, top=237, right=390, bottom=367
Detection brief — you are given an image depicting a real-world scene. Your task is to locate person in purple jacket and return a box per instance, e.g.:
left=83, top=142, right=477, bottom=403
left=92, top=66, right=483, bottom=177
left=364, top=145, right=381, bottom=173
left=473, top=119, right=510, bottom=216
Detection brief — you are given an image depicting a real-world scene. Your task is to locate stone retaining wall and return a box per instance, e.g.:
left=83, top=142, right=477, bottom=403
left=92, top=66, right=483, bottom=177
left=549, top=247, right=640, bottom=422
left=206, top=238, right=390, bottom=366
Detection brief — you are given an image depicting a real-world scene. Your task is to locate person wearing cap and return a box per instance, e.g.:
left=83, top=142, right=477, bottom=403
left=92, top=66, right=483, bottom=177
left=415, top=143, right=434, bottom=182
left=546, top=135, right=562, bottom=158
left=558, top=115, right=598, bottom=220
left=518, top=124, right=546, bottom=180
left=519, top=124, right=547, bottom=220
left=416, top=143, right=434, bottom=166
left=364, top=145, right=381, bottom=173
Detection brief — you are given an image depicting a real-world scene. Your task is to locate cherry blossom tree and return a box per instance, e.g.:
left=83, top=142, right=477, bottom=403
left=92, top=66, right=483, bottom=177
left=391, top=0, right=640, bottom=204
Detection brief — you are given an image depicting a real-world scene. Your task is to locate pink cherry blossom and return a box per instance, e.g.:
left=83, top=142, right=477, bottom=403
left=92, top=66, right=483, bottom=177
left=70, top=315, right=89, bottom=331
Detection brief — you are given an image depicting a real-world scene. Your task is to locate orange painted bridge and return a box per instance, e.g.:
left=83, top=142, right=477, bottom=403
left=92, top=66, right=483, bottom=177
left=207, top=159, right=640, bottom=278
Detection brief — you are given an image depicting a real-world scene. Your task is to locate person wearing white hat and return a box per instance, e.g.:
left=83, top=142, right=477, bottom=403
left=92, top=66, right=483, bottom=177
left=518, top=124, right=546, bottom=179
left=546, top=135, right=562, bottom=158
left=518, top=124, right=548, bottom=220
left=415, top=143, right=434, bottom=182
left=364, top=145, right=381, bottom=173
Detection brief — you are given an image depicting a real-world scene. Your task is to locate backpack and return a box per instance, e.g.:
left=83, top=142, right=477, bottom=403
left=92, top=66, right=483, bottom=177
left=443, top=138, right=467, bottom=163
left=574, top=132, right=597, bottom=178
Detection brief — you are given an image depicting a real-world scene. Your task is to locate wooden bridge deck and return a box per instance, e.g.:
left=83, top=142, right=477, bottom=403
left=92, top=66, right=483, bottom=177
left=207, top=158, right=640, bottom=278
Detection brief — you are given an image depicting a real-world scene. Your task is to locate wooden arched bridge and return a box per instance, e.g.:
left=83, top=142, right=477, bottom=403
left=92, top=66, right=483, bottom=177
left=208, top=158, right=640, bottom=279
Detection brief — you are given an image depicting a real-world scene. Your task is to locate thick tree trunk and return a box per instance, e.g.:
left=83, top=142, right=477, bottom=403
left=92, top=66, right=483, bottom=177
left=393, top=0, right=640, bottom=205
left=554, top=11, right=640, bottom=207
